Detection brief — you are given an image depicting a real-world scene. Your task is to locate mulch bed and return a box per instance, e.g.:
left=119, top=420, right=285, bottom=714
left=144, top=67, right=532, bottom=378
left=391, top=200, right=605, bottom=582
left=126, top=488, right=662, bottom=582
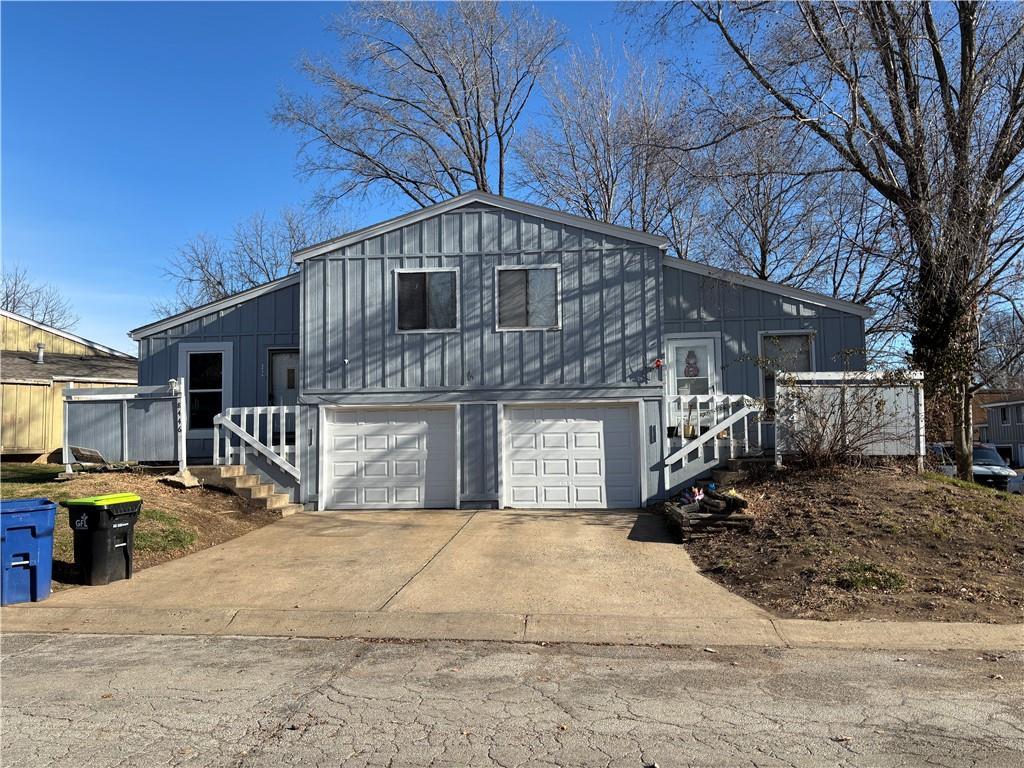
left=679, top=464, right=1024, bottom=624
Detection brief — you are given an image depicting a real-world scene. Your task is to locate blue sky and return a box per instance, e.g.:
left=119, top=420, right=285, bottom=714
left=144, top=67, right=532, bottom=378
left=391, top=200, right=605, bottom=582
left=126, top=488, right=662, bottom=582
left=2, top=1, right=635, bottom=353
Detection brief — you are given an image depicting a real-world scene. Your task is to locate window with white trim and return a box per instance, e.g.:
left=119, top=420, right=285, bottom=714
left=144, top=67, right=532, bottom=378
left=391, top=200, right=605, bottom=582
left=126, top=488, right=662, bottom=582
left=396, top=270, right=458, bottom=331
left=1001, top=407, right=1011, bottom=425
left=187, top=351, right=224, bottom=430
left=496, top=266, right=559, bottom=330
left=760, top=332, right=814, bottom=411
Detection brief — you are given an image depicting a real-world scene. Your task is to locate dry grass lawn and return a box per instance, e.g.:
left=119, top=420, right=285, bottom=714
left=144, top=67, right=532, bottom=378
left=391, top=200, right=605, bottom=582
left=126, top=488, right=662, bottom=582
left=1, top=463, right=276, bottom=589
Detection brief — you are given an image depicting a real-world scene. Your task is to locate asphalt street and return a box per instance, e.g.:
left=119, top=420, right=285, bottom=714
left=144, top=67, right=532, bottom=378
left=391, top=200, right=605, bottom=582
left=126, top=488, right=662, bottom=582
left=2, top=633, right=1020, bottom=768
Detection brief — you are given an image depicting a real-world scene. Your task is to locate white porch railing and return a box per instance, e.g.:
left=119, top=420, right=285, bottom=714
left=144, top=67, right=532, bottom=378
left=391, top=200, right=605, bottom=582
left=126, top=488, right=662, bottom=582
left=213, top=406, right=300, bottom=480
left=665, top=394, right=764, bottom=467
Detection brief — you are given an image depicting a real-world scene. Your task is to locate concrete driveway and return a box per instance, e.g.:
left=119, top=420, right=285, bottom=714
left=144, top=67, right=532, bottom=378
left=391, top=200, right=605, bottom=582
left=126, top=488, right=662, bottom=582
left=34, top=509, right=763, bottom=617
left=6, top=509, right=1023, bottom=649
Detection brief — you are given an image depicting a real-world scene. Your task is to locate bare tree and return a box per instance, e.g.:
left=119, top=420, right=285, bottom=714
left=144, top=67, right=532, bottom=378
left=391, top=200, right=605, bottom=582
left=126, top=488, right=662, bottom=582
left=516, top=45, right=704, bottom=256
left=275, top=1, right=563, bottom=209
left=1, top=265, right=78, bottom=329
left=155, top=208, right=333, bottom=316
left=647, top=1, right=1024, bottom=480
left=978, top=306, right=1024, bottom=388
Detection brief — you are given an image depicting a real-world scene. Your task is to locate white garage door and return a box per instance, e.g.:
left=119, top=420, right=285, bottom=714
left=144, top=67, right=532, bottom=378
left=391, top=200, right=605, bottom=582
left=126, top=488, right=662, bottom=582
left=323, top=408, right=456, bottom=509
left=504, top=405, right=640, bottom=509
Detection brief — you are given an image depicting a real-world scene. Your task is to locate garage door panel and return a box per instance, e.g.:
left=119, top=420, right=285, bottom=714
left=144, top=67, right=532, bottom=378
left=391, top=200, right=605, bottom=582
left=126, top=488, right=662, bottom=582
left=332, top=435, right=358, bottom=452
left=541, top=433, right=569, bottom=449
left=573, top=431, right=601, bottom=449
left=542, top=486, right=570, bottom=504
left=510, top=434, right=536, bottom=449
left=574, top=486, right=603, bottom=504
left=505, top=405, right=639, bottom=509
left=393, top=460, right=420, bottom=476
left=324, top=408, right=456, bottom=509
left=573, top=458, right=602, bottom=476
left=542, top=459, right=569, bottom=476
left=510, top=459, right=537, bottom=476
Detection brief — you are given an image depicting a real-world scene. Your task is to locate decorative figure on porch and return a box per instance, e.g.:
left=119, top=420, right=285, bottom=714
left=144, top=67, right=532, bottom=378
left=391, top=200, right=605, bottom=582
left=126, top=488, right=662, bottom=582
left=684, top=349, right=700, bottom=378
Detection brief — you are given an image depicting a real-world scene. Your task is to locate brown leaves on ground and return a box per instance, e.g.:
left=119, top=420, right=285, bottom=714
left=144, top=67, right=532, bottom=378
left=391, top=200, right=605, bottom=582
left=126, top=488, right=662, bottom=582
left=686, top=465, right=1024, bottom=624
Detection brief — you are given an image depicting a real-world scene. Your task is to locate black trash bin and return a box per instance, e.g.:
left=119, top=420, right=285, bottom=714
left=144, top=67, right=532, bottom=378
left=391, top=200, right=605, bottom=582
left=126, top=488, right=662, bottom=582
left=63, top=493, right=143, bottom=586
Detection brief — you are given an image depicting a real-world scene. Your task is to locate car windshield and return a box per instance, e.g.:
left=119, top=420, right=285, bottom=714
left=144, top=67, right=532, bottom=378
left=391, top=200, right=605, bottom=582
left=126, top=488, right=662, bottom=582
left=973, top=447, right=1007, bottom=467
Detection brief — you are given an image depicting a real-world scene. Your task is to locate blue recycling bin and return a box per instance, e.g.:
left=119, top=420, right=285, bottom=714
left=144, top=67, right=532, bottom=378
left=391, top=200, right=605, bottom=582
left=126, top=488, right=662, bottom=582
left=1, top=497, right=57, bottom=605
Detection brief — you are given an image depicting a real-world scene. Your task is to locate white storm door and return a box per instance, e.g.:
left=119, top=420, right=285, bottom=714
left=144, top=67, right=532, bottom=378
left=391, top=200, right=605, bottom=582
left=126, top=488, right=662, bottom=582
left=504, top=405, right=639, bottom=509
left=324, top=408, right=456, bottom=509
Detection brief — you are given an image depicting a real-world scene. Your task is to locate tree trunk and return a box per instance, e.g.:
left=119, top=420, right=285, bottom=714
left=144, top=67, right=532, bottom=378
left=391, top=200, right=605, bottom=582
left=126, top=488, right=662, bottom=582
left=950, top=379, right=974, bottom=481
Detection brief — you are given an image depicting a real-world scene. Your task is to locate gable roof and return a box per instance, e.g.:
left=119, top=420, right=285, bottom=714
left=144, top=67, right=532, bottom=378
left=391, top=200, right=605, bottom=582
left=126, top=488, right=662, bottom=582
left=129, top=272, right=300, bottom=340
left=0, top=308, right=135, bottom=358
left=661, top=256, right=874, bottom=318
left=292, top=191, right=671, bottom=262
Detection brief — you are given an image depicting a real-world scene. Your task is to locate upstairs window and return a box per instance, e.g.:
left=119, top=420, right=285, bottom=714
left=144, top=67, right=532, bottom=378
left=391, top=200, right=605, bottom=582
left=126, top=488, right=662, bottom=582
left=496, top=266, right=559, bottom=330
left=396, top=270, right=458, bottom=332
left=1001, top=407, right=1011, bottom=425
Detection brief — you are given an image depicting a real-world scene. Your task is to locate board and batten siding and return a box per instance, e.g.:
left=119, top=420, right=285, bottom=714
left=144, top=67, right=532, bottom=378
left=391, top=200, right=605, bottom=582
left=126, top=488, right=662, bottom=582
left=300, top=205, right=665, bottom=397
left=137, top=281, right=300, bottom=456
left=662, top=264, right=867, bottom=395
left=1, top=314, right=101, bottom=356
left=298, top=203, right=666, bottom=506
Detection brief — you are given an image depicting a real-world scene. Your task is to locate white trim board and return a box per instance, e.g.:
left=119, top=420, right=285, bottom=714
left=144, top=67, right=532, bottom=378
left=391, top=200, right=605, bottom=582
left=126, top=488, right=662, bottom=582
left=1, top=308, right=135, bottom=358
left=292, top=191, right=670, bottom=262
left=130, top=273, right=300, bottom=340
left=662, top=256, right=874, bottom=318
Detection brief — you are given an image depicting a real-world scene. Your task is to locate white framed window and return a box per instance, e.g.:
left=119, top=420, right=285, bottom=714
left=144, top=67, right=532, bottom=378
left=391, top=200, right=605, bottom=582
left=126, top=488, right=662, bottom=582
left=758, top=331, right=816, bottom=416
left=495, top=265, right=560, bottom=331
left=1000, top=407, right=1011, bottom=426
left=394, top=268, right=459, bottom=333
left=177, top=342, right=233, bottom=437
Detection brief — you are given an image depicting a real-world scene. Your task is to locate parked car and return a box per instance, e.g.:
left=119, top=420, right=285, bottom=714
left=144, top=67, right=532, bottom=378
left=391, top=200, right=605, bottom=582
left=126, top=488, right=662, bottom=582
left=929, top=443, right=1023, bottom=493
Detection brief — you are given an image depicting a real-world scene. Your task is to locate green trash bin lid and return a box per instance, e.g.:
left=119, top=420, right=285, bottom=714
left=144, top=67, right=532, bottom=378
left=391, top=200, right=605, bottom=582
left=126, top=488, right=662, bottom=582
left=63, top=493, right=142, bottom=507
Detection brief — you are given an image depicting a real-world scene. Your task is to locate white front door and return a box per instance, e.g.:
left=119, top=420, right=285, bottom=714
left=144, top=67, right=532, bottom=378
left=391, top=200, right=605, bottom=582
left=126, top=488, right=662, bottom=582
left=504, top=405, right=640, bottom=509
left=323, top=408, right=457, bottom=509
left=666, top=336, right=721, bottom=433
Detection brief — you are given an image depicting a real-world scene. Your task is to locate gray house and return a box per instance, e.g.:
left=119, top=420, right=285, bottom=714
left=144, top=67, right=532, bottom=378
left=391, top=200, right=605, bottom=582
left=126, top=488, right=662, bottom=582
left=129, top=192, right=870, bottom=510
left=981, top=398, right=1024, bottom=467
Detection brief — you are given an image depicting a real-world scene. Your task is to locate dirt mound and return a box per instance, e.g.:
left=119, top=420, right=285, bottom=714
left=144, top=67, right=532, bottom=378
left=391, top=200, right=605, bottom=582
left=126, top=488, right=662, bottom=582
left=685, top=465, right=1024, bottom=623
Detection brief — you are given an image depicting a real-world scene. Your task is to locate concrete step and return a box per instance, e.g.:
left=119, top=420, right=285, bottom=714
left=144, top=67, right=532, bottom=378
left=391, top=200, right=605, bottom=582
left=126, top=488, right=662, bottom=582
left=226, top=473, right=261, bottom=489
left=235, top=483, right=275, bottom=500
left=263, top=493, right=292, bottom=511
left=276, top=503, right=303, bottom=518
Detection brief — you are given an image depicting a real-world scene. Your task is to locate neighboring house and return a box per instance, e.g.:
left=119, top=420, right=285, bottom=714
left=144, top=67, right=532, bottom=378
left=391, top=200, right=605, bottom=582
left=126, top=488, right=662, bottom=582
left=129, top=192, right=870, bottom=509
left=972, top=389, right=1023, bottom=444
left=1, top=309, right=137, bottom=461
left=980, top=396, right=1024, bottom=467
